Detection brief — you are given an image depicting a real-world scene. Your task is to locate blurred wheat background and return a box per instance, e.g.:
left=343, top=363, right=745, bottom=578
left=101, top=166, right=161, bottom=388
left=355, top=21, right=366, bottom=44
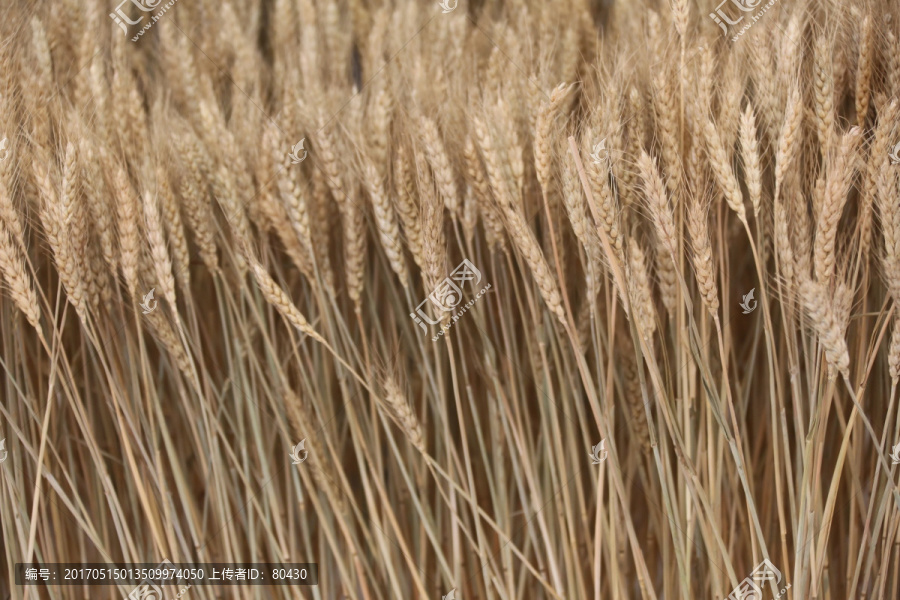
left=2, top=0, right=900, bottom=598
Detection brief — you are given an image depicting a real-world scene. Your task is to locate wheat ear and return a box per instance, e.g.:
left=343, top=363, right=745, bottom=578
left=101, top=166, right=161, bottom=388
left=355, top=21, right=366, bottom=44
left=363, top=158, right=408, bottom=288
left=687, top=195, right=719, bottom=316
left=535, top=83, right=572, bottom=197
left=739, top=105, right=762, bottom=219
left=702, top=116, right=746, bottom=223
left=0, top=223, right=41, bottom=330
left=248, top=257, right=324, bottom=344
left=142, top=189, right=176, bottom=307
left=814, top=127, right=861, bottom=286
left=381, top=376, right=426, bottom=454
left=419, top=115, right=459, bottom=217
left=800, top=277, right=850, bottom=378
left=36, top=151, right=87, bottom=319
left=814, top=34, right=835, bottom=158
left=394, top=144, right=425, bottom=269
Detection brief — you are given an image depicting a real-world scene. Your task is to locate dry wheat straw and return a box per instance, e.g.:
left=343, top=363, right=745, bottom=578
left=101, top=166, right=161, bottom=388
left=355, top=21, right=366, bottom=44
left=7, top=4, right=900, bottom=598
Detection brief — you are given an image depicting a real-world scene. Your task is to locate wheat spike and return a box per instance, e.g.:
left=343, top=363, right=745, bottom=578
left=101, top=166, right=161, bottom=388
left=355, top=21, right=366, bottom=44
left=419, top=115, right=459, bottom=217
left=363, top=158, right=408, bottom=288
left=739, top=105, right=763, bottom=219
left=815, top=127, right=861, bottom=286
left=800, top=277, right=850, bottom=378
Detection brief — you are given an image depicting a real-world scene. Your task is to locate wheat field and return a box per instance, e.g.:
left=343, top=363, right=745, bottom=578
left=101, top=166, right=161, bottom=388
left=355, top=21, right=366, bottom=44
left=2, top=0, right=900, bottom=598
